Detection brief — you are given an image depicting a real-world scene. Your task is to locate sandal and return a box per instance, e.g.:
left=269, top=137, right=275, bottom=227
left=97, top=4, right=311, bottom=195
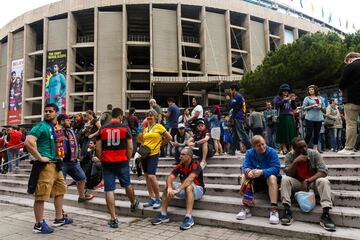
left=78, top=193, right=95, bottom=203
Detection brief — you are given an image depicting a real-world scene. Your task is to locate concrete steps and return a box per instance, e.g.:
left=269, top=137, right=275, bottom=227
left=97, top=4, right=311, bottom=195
left=0, top=192, right=359, bottom=240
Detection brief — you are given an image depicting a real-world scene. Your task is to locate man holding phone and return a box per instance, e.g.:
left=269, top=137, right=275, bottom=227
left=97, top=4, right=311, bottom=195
left=280, top=137, right=335, bottom=231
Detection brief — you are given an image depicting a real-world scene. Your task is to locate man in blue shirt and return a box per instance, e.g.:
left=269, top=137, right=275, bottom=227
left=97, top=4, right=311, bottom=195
left=166, top=98, right=180, bottom=155
left=236, top=135, right=281, bottom=225
left=227, top=83, right=252, bottom=155
left=48, top=64, right=66, bottom=114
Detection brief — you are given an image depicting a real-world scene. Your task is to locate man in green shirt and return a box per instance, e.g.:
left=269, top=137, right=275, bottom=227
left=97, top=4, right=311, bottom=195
left=25, top=103, right=73, bottom=234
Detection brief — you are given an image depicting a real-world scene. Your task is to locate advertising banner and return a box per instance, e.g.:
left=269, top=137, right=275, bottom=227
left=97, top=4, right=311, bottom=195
left=7, top=59, right=24, bottom=125
left=46, top=50, right=67, bottom=114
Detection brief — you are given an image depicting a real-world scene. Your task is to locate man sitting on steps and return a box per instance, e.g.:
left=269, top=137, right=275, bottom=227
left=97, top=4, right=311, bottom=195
left=280, top=137, right=336, bottom=231
left=236, top=135, right=281, bottom=225
left=151, top=147, right=205, bottom=230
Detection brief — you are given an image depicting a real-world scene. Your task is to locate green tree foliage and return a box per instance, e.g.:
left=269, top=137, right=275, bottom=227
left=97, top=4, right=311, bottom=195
left=240, top=31, right=360, bottom=98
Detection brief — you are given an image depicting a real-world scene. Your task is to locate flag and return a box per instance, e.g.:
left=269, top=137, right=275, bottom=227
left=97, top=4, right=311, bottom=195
left=328, top=12, right=332, bottom=23
left=346, top=19, right=349, bottom=29
left=300, top=0, right=303, bottom=8
left=311, top=1, right=315, bottom=13
left=353, top=23, right=356, bottom=30
left=321, top=7, right=324, bottom=19
left=339, top=17, right=342, bottom=27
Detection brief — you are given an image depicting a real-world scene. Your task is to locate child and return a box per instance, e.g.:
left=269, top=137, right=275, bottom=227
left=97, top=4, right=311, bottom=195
left=222, top=115, right=232, bottom=154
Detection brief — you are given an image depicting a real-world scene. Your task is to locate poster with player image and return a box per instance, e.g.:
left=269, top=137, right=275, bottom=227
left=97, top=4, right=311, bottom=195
left=46, top=50, right=67, bottom=114
left=7, top=59, right=24, bottom=125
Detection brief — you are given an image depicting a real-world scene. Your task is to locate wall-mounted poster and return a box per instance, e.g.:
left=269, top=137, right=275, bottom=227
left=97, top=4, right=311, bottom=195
left=46, top=50, right=66, bottom=114
left=7, top=58, right=23, bottom=125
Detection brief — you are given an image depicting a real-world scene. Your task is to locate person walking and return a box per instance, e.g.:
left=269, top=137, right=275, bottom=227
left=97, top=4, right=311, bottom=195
left=338, top=52, right=360, bottom=155
left=139, top=109, right=172, bottom=209
left=302, top=85, right=325, bottom=151
left=273, top=84, right=297, bottom=154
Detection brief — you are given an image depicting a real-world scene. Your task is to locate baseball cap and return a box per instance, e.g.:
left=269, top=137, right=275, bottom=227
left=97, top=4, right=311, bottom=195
left=178, top=123, right=185, bottom=129
left=196, top=119, right=205, bottom=125
left=57, top=114, right=70, bottom=122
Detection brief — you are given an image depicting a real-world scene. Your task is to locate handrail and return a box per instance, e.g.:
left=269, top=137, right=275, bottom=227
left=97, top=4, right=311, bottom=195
left=0, top=142, right=24, bottom=153
left=0, top=154, right=30, bottom=168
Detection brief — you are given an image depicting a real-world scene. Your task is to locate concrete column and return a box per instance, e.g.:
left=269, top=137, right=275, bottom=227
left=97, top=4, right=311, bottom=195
left=23, top=24, right=35, bottom=122
left=200, top=6, right=207, bottom=76
left=293, top=28, right=299, bottom=40
left=243, top=14, right=251, bottom=73
left=149, top=3, right=153, bottom=96
left=279, top=23, right=285, bottom=46
left=94, top=7, right=99, bottom=112
left=177, top=3, right=182, bottom=76
left=201, top=89, right=208, bottom=106
left=42, top=18, right=49, bottom=120
left=67, top=12, right=76, bottom=113
left=5, top=32, right=13, bottom=124
left=122, top=4, right=128, bottom=110
left=264, top=19, right=270, bottom=53
left=225, top=10, right=232, bottom=75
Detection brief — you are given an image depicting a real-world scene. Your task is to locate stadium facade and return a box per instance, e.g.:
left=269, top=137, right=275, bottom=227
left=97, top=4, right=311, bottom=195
left=0, top=0, right=338, bottom=125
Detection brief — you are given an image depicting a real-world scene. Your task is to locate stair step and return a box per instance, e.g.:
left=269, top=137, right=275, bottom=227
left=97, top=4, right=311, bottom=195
left=0, top=193, right=359, bottom=240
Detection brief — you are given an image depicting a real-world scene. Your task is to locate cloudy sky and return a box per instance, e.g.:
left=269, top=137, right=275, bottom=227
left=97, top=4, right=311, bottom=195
left=0, top=0, right=359, bottom=33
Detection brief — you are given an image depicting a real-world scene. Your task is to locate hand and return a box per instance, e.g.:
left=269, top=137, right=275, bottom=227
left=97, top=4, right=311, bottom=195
left=188, top=142, right=195, bottom=148
left=225, top=95, right=230, bottom=100
left=248, top=169, right=262, bottom=178
left=300, top=180, right=310, bottom=191
left=167, top=188, right=178, bottom=198
left=283, top=97, right=290, bottom=101
left=295, top=154, right=309, bottom=163
left=40, top=157, right=50, bottom=162
left=92, top=156, right=100, bottom=162
left=312, top=104, right=318, bottom=108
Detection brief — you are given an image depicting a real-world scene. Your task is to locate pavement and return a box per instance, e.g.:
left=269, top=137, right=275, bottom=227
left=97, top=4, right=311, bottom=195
left=0, top=203, right=302, bottom=240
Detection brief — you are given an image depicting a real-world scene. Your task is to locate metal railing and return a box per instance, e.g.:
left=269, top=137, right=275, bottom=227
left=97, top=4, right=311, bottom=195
left=77, top=34, right=94, bottom=43
left=0, top=142, right=30, bottom=168
left=128, top=35, right=150, bottom=42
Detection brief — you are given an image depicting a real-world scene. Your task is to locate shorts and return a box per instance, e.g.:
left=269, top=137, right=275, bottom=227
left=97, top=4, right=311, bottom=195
left=253, top=176, right=282, bottom=193
left=141, top=154, right=159, bottom=175
left=194, top=143, right=215, bottom=159
left=172, top=182, right=204, bottom=200
left=62, top=162, right=86, bottom=182
left=211, top=127, right=221, bottom=140
left=35, top=163, right=67, bottom=201
left=103, top=164, right=131, bottom=192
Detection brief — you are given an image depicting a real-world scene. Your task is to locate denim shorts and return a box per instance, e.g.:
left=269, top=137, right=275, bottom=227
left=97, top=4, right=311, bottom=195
left=102, top=164, right=131, bottom=192
left=172, top=182, right=204, bottom=200
left=62, top=162, right=86, bottom=182
left=141, top=154, right=159, bottom=175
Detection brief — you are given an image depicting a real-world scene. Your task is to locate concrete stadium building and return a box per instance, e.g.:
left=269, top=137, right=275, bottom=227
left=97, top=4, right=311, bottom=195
left=0, top=0, right=341, bottom=125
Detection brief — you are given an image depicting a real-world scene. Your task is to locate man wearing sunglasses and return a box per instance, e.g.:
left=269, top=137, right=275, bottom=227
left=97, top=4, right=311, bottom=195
left=25, top=103, right=73, bottom=234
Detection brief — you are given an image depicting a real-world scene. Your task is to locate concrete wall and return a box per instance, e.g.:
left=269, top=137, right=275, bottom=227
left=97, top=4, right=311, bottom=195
left=12, top=31, right=24, bottom=60
left=250, top=20, right=266, bottom=70
left=0, top=42, right=8, bottom=124
left=97, top=11, right=123, bottom=112
left=48, top=18, right=67, bottom=51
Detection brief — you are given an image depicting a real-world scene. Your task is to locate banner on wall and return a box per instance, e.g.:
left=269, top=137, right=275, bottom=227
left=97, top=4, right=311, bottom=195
left=7, top=59, right=24, bottom=125
left=46, top=50, right=67, bottom=114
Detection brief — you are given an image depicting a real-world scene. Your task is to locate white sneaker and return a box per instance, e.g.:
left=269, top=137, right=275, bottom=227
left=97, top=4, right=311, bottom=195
left=236, top=207, right=251, bottom=220
left=200, top=161, right=207, bottom=170
left=337, top=149, right=355, bottom=155
left=269, top=210, right=280, bottom=225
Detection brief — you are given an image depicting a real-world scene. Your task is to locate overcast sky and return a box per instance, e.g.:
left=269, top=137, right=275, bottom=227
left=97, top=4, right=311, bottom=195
left=0, top=0, right=359, bottom=33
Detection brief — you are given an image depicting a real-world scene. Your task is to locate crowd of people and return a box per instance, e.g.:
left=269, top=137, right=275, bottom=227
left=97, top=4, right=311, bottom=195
left=0, top=51, right=359, bottom=234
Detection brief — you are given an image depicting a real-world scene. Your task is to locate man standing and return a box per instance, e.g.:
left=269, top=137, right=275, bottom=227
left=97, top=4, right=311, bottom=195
left=248, top=107, right=266, bottom=136
left=338, top=52, right=360, bottom=155
left=96, top=108, right=139, bottom=228
left=127, top=107, right=139, bottom=156
left=149, top=99, right=163, bottom=124
left=263, top=102, right=278, bottom=148
left=151, top=148, right=204, bottom=230
left=100, top=104, right=113, bottom=126
left=280, top=137, right=336, bottom=231
left=166, top=98, right=180, bottom=155
left=227, top=83, right=252, bottom=155
left=6, top=126, right=23, bottom=172
left=58, top=114, right=94, bottom=202
left=25, top=103, right=72, bottom=234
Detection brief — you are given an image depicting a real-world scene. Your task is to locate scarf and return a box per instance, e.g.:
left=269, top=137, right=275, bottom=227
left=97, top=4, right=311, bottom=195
left=64, top=128, right=78, bottom=162
left=240, top=168, right=255, bottom=207
left=53, top=122, right=65, bottom=160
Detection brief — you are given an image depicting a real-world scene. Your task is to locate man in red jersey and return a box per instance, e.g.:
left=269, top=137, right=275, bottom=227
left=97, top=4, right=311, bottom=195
left=96, top=108, right=139, bottom=228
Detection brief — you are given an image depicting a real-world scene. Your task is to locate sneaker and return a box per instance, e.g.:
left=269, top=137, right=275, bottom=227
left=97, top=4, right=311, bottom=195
left=179, top=216, right=194, bottom=230
left=320, top=212, right=336, bottom=232
left=281, top=208, right=294, bottom=226
left=53, top=216, right=73, bottom=227
left=130, top=199, right=140, bottom=212
left=94, top=181, right=104, bottom=190
left=143, top=198, right=156, bottom=208
left=78, top=193, right=95, bottom=203
left=151, top=213, right=170, bottom=225
left=269, top=209, right=280, bottom=225
left=153, top=198, right=161, bottom=209
left=108, top=218, right=119, bottom=228
left=33, top=220, right=54, bottom=234
left=200, top=161, right=207, bottom=170
left=236, top=207, right=252, bottom=220
left=337, top=148, right=355, bottom=155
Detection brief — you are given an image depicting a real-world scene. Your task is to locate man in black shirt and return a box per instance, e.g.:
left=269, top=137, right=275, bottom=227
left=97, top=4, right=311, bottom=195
left=151, top=147, right=205, bottom=230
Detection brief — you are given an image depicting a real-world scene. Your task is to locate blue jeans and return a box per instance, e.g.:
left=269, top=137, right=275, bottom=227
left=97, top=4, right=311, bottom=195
left=330, top=128, right=342, bottom=151
left=62, top=162, right=86, bottom=182
left=230, top=119, right=252, bottom=153
left=172, top=182, right=204, bottom=200
left=102, top=164, right=131, bottom=191
left=7, top=149, right=20, bottom=172
left=266, top=126, right=277, bottom=148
